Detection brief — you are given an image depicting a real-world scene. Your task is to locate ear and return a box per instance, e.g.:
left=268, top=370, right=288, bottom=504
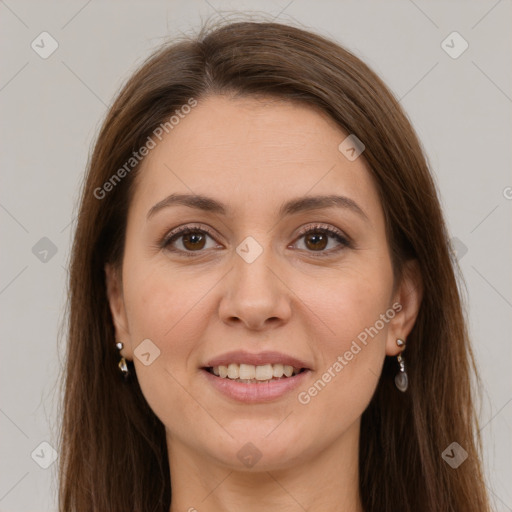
left=385, top=259, right=423, bottom=356
left=105, top=263, right=133, bottom=360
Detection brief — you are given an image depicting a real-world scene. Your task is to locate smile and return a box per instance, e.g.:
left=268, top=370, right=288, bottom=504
left=201, top=365, right=311, bottom=403
left=206, top=363, right=304, bottom=383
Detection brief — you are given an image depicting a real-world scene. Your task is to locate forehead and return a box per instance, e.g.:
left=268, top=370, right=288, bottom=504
left=131, top=94, right=381, bottom=222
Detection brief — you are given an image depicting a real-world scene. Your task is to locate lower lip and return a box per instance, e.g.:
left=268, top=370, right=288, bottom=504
left=201, top=368, right=311, bottom=403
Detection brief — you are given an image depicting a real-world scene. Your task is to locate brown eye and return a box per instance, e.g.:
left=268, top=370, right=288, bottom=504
left=293, top=225, right=350, bottom=255
left=304, top=231, right=328, bottom=251
left=162, top=226, right=220, bottom=256
left=181, top=231, right=207, bottom=251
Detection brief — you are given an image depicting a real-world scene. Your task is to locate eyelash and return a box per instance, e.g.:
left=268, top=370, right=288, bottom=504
left=160, top=223, right=351, bottom=258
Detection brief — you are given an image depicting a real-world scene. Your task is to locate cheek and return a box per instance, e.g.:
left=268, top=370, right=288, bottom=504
left=121, top=264, right=216, bottom=435
left=123, top=260, right=213, bottom=361
left=299, top=258, right=394, bottom=351
left=291, top=262, right=393, bottom=422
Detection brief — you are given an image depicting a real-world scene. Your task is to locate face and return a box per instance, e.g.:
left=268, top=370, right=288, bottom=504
left=106, top=94, right=421, bottom=471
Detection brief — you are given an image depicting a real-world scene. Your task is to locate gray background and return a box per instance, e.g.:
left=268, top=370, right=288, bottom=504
left=0, top=1, right=510, bottom=510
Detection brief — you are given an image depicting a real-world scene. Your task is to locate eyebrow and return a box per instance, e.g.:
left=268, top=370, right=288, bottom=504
left=147, top=193, right=369, bottom=222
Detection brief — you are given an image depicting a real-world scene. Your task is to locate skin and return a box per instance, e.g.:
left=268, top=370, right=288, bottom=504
left=106, top=95, right=422, bottom=512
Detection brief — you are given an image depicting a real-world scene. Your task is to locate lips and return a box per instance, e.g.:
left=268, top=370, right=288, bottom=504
left=207, top=363, right=302, bottom=381
left=202, top=350, right=312, bottom=370
left=200, top=350, right=313, bottom=402
left=201, top=364, right=311, bottom=403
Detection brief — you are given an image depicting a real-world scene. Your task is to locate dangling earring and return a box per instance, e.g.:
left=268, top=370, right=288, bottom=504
left=116, top=341, right=130, bottom=378
left=394, top=338, right=408, bottom=392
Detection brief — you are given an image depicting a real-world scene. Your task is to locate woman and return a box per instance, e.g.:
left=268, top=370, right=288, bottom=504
left=58, top=19, right=492, bottom=512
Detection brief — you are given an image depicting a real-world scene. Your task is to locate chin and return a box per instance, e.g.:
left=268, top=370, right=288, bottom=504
left=199, top=426, right=311, bottom=471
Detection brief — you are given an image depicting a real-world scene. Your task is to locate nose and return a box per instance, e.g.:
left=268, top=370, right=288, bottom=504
left=218, top=247, right=292, bottom=331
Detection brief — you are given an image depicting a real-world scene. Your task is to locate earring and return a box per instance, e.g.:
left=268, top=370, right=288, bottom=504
left=394, top=338, right=408, bottom=392
left=116, top=341, right=130, bottom=378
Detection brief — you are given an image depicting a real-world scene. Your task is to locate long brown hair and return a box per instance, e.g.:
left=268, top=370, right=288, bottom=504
left=58, top=17, right=491, bottom=512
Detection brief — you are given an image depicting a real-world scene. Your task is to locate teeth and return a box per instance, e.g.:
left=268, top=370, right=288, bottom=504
left=255, top=364, right=273, bottom=380
left=272, top=363, right=284, bottom=377
left=239, top=364, right=255, bottom=379
left=227, top=363, right=239, bottom=379
left=209, top=363, right=302, bottom=381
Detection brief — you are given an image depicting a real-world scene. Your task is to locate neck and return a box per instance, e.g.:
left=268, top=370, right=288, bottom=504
left=167, top=420, right=363, bottom=512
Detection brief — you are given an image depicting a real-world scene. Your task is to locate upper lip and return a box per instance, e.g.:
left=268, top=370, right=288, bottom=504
left=203, top=350, right=312, bottom=370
